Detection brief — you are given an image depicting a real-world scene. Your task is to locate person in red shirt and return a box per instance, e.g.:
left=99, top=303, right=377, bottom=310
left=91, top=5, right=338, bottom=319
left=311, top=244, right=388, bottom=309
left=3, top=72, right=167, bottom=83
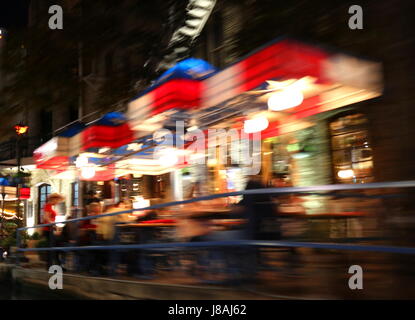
left=42, top=193, right=64, bottom=235
left=42, top=193, right=64, bottom=270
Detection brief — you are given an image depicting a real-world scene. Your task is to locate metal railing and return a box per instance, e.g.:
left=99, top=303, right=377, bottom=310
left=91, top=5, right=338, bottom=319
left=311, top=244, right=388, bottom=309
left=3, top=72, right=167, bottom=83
left=14, top=180, right=415, bottom=286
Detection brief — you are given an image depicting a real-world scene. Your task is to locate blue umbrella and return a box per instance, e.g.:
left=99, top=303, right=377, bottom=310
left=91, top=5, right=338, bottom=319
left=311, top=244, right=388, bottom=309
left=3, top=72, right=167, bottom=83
left=0, top=178, right=9, bottom=186
left=155, top=58, right=217, bottom=85
left=130, top=58, right=217, bottom=102
left=96, top=112, right=128, bottom=126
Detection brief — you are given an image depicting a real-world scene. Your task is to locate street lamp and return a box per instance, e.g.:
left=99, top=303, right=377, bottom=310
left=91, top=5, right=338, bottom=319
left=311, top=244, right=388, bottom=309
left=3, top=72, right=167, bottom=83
left=14, top=124, right=29, bottom=135
left=14, top=123, right=29, bottom=226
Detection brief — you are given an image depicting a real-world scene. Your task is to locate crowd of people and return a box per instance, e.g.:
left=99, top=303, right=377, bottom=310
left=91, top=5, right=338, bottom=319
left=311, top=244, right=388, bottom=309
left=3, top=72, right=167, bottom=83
left=39, top=192, right=143, bottom=271
left=37, top=175, right=292, bottom=280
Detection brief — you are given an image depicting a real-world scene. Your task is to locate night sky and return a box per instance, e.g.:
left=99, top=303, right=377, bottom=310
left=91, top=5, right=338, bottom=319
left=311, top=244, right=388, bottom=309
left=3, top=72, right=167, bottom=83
left=0, top=0, right=30, bottom=29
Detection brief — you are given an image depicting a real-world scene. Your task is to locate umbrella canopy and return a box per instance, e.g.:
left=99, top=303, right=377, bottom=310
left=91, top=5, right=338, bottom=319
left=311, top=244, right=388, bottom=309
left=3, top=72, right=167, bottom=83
left=33, top=112, right=135, bottom=170
left=128, top=58, right=217, bottom=134
left=95, top=112, right=128, bottom=126
left=0, top=178, right=9, bottom=186
left=155, top=58, right=217, bottom=84
left=81, top=112, right=135, bottom=150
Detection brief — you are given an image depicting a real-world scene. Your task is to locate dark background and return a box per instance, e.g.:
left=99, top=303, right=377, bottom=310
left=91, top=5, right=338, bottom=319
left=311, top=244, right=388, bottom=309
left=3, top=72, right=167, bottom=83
left=0, top=0, right=30, bottom=28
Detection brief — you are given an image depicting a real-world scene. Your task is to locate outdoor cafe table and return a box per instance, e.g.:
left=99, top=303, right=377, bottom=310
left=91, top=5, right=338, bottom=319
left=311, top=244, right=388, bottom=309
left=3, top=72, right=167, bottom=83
left=111, top=221, right=177, bottom=277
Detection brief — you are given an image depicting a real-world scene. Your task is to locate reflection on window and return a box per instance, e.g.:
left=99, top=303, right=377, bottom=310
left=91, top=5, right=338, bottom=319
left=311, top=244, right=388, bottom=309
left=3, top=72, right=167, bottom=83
left=330, top=113, right=373, bottom=183
left=71, top=182, right=79, bottom=207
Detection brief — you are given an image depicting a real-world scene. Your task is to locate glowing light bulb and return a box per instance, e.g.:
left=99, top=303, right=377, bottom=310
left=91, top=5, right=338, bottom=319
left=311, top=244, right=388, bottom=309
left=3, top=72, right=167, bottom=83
left=268, top=88, right=304, bottom=111
left=157, top=149, right=178, bottom=167
left=81, top=165, right=96, bottom=179
left=207, top=158, right=218, bottom=167
left=75, top=155, right=89, bottom=168
left=243, top=117, right=269, bottom=133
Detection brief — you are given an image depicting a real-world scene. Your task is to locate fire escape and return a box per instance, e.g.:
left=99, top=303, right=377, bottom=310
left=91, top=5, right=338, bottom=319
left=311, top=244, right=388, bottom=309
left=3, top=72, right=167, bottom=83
left=157, top=0, right=217, bottom=71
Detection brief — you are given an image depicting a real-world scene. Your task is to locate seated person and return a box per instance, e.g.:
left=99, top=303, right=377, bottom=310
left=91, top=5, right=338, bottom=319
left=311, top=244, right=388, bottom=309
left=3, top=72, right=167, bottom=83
left=95, top=201, right=133, bottom=242
left=79, top=202, right=101, bottom=245
left=175, top=202, right=214, bottom=242
left=82, top=202, right=101, bottom=229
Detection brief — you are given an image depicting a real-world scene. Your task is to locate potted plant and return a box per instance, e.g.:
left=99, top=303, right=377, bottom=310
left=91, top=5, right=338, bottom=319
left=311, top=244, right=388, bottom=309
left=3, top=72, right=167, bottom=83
left=9, top=171, right=31, bottom=187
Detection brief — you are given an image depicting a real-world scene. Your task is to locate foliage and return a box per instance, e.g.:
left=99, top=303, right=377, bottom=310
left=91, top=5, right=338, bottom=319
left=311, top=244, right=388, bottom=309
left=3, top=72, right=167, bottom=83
left=30, top=232, right=41, bottom=240
left=36, top=238, right=49, bottom=248
left=0, top=218, right=19, bottom=248
left=0, top=234, right=16, bottom=249
left=13, top=171, right=31, bottom=178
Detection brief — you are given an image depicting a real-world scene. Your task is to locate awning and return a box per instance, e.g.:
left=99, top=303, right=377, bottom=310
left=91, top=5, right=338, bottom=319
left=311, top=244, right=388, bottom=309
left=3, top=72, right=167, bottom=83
left=128, top=38, right=382, bottom=136
left=49, top=133, right=188, bottom=180
left=0, top=186, right=17, bottom=199
left=33, top=112, right=135, bottom=170
left=80, top=112, right=135, bottom=150
left=68, top=112, right=135, bottom=154
left=199, top=39, right=382, bottom=126
left=128, top=58, right=217, bottom=134
left=33, top=136, right=72, bottom=170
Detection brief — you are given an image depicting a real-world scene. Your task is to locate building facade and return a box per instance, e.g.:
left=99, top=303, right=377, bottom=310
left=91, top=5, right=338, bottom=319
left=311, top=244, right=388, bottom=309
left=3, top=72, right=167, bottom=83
left=1, top=0, right=414, bottom=232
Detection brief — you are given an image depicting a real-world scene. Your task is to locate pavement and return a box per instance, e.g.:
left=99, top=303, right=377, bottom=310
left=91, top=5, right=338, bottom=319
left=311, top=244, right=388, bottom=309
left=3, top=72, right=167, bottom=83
left=16, top=246, right=415, bottom=299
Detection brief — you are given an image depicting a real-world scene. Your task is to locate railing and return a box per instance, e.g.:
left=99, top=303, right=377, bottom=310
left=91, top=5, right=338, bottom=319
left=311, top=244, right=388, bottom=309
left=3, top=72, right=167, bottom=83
left=14, top=180, right=415, bottom=297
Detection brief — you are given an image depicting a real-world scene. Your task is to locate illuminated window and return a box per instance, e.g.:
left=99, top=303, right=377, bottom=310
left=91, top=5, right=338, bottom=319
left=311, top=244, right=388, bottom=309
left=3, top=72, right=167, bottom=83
left=71, top=182, right=79, bottom=207
left=330, top=113, right=373, bottom=183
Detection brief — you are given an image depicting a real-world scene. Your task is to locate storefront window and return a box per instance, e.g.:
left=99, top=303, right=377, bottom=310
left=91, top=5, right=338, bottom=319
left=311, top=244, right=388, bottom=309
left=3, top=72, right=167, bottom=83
left=270, top=138, right=291, bottom=177
left=38, top=183, right=51, bottom=222
left=71, top=182, right=79, bottom=207
left=330, top=113, right=373, bottom=183
left=118, top=178, right=130, bottom=200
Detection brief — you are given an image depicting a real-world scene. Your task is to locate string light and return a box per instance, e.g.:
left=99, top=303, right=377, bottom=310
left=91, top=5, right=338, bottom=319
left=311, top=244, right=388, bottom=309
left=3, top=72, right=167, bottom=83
left=81, top=165, right=96, bottom=179
left=268, top=88, right=304, bottom=111
left=244, top=116, right=269, bottom=133
left=1, top=209, right=23, bottom=220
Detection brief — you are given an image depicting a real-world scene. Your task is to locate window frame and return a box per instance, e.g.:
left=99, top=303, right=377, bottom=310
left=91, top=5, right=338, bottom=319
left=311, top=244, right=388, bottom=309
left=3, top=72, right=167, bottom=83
left=71, top=181, right=79, bottom=207
left=37, top=183, right=51, bottom=223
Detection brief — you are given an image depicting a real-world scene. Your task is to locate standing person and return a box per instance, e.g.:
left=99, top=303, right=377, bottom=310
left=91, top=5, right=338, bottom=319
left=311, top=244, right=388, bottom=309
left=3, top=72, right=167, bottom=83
left=234, top=176, right=280, bottom=282
left=55, top=213, right=75, bottom=271
left=176, top=183, right=214, bottom=278
left=42, top=193, right=65, bottom=270
left=238, top=176, right=280, bottom=241
left=97, top=201, right=137, bottom=276
left=176, top=181, right=213, bottom=243
left=80, top=202, right=100, bottom=242
left=81, top=202, right=106, bottom=275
